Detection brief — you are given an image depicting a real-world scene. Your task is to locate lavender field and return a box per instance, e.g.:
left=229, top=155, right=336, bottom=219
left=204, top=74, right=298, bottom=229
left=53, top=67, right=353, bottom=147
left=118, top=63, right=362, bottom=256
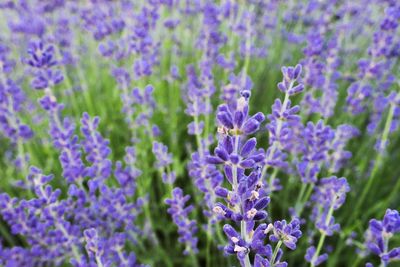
left=0, top=1, right=399, bottom=266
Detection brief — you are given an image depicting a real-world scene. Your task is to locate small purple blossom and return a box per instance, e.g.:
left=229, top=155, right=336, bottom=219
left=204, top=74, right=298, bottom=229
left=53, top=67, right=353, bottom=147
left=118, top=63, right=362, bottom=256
left=165, top=187, right=198, bottom=255
left=364, top=209, right=400, bottom=266
left=269, top=218, right=302, bottom=250
left=24, top=40, right=64, bottom=90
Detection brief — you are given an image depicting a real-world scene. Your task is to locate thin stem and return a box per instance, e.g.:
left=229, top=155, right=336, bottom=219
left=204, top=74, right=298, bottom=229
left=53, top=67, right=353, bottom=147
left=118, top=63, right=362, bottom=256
left=189, top=251, right=199, bottom=267
left=0, top=221, right=16, bottom=246
left=271, top=240, right=283, bottom=266
left=241, top=220, right=250, bottom=242
left=268, top=168, right=279, bottom=191
left=295, top=183, right=308, bottom=215
left=296, top=183, right=315, bottom=217
left=95, top=256, right=104, bottom=267
left=379, top=237, right=389, bottom=267
left=206, top=221, right=211, bottom=267
left=242, top=255, right=251, bottom=267
left=311, top=205, right=334, bottom=267
left=352, top=256, right=362, bottom=267
left=311, top=233, right=326, bottom=267
left=295, top=183, right=307, bottom=211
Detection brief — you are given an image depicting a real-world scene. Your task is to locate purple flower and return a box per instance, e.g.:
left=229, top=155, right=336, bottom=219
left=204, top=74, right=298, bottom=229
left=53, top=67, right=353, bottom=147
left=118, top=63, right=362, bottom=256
left=152, top=141, right=176, bottom=184
left=188, top=150, right=223, bottom=223
left=81, top=112, right=112, bottom=191
left=81, top=229, right=140, bottom=267
left=114, top=147, right=142, bottom=197
left=296, top=121, right=334, bottom=184
left=165, top=187, right=198, bottom=255
left=221, top=72, right=252, bottom=107
left=301, top=31, right=341, bottom=118
left=305, top=177, right=350, bottom=266
left=131, top=85, right=158, bottom=134
left=346, top=1, right=400, bottom=130
left=277, top=65, right=303, bottom=95
left=44, top=102, right=86, bottom=184
left=184, top=64, right=215, bottom=124
left=152, top=141, right=173, bottom=168
left=0, top=46, right=33, bottom=152
left=305, top=246, right=328, bottom=267
left=25, top=41, right=57, bottom=69
left=0, top=80, right=143, bottom=265
left=269, top=218, right=302, bottom=250
left=326, top=124, right=360, bottom=173
left=311, top=177, right=350, bottom=235
left=263, top=64, right=304, bottom=190
left=364, top=209, right=400, bottom=265
left=24, top=40, right=64, bottom=90
left=216, top=90, right=265, bottom=136
left=208, top=87, right=302, bottom=266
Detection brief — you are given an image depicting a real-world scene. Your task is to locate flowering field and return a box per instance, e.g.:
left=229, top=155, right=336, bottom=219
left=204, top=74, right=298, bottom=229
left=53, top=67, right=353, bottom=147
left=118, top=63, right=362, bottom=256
left=0, top=1, right=400, bottom=267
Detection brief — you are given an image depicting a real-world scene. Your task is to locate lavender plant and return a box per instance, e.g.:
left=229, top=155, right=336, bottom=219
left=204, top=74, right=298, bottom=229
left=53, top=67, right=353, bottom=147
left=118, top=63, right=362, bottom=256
left=0, top=1, right=399, bottom=266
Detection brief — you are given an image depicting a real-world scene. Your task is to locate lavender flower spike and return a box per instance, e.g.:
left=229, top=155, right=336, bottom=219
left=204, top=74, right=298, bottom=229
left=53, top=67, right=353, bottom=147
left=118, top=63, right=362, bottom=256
left=269, top=218, right=302, bottom=250
left=152, top=141, right=176, bottom=184
left=208, top=88, right=301, bottom=266
left=306, top=176, right=350, bottom=266
left=165, top=187, right=198, bottom=255
left=364, top=209, right=400, bottom=266
left=263, top=64, right=304, bottom=190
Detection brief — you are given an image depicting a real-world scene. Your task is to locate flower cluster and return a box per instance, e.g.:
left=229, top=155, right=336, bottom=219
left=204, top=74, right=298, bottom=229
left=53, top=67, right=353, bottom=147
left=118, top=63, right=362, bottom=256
left=364, top=209, right=400, bottom=266
left=0, top=78, right=143, bottom=265
left=296, top=121, right=334, bottom=184
left=306, top=177, right=350, bottom=266
left=152, top=141, right=176, bottom=184
left=264, top=64, right=304, bottom=190
left=165, top=187, right=198, bottom=255
left=0, top=44, right=33, bottom=170
left=208, top=81, right=302, bottom=266
left=0, top=1, right=400, bottom=266
left=24, top=41, right=64, bottom=90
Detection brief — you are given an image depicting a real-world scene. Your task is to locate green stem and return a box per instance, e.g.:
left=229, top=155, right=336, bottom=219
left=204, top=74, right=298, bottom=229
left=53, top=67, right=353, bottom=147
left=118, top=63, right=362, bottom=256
left=311, top=205, right=334, bottom=267
left=243, top=255, right=251, bottom=267
left=296, top=183, right=315, bottom=217
left=190, top=251, right=199, bottom=267
left=216, top=222, right=226, bottom=244
left=268, top=168, right=279, bottom=191
left=311, top=233, right=326, bottom=267
left=0, top=221, right=16, bottom=246
left=295, top=183, right=307, bottom=212
left=271, top=240, right=283, bottom=266
left=206, top=221, right=211, bottom=267
left=95, top=256, right=104, bottom=267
